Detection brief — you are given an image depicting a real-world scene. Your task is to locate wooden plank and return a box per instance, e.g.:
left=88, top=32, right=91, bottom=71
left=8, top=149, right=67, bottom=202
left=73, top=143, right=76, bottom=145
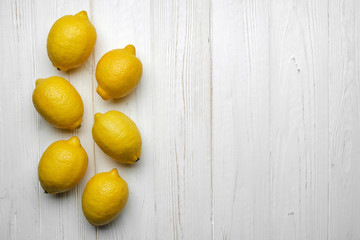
left=0, top=0, right=40, bottom=239
left=269, top=0, right=329, bottom=239
left=91, top=0, right=155, bottom=239
left=328, top=0, right=360, bottom=239
left=149, top=0, right=213, bottom=238
left=92, top=0, right=212, bottom=239
left=294, top=1, right=330, bottom=239
left=212, top=0, right=271, bottom=239
left=32, top=1, right=96, bottom=239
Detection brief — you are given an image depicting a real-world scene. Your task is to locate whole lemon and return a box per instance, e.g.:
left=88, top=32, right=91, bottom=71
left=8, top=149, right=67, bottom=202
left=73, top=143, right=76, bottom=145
left=95, top=45, right=143, bottom=100
left=82, top=168, right=129, bottom=226
left=38, top=136, right=88, bottom=194
left=32, top=76, right=84, bottom=130
left=47, top=11, right=96, bottom=71
left=92, top=110, right=141, bottom=164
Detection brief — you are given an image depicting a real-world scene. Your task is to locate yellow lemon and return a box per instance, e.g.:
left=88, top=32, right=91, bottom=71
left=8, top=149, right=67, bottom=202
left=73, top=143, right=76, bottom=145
left=92, top=110, right=141, bottom=164
left=32, top=76, right=84, bottom=130
left=95, top=45, right=143, bottom=100
left=82, top=169, right=129, bottom=226
left=47, top=11, right=96, bottom=71
left=38, top=136, right=88, bottom=194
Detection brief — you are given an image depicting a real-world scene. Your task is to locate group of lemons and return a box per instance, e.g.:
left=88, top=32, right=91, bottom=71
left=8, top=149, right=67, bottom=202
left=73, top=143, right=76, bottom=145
left=32, top=11, right=143, bottom=226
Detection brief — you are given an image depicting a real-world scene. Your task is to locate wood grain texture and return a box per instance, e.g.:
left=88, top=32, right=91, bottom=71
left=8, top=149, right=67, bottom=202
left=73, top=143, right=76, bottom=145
left=329, top=0, right=360, bottom=239
left=212, top=0, right=270, bottom=239
left=269, top=0, right=329, bottom=239
left=147, top=1, right=213, bottom=239
left=0, top=0, right=40, bottom=239
left=1, top=0, right=360, bottom=239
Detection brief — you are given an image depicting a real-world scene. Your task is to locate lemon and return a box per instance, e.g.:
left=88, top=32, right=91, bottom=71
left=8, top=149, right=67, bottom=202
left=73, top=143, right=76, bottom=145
left=82, top=169, right=129, bottom=226
left=38, top=136, right=88, bottom=194
left=32, top=76, right=84, bottom=130
left=47, top=11, right=96, bottom=71
left=92, top=110, right=141, bottom=164
left=95, top=45, right=143, bottom=100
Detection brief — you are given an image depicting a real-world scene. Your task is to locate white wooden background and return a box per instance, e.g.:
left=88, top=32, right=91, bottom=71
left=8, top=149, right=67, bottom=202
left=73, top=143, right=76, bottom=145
left=1, top=0, right=360, bottom=239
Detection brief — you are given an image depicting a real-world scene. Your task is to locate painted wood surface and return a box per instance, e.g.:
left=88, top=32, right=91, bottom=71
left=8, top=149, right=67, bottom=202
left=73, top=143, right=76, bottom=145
left=1, top=0, right=360, bottom=239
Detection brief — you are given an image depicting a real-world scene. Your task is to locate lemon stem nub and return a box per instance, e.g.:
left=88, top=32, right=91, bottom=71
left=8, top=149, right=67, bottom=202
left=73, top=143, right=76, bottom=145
left=110, top=168, right=119, bottom=176
left=96, top=87, right=111, bottom=100
left=124, top=45, right=136, bottom=55
left=136, top=158, right=140, bottom=162
left=94, top=113, right=103, bottom=121
left=75, top=11, right=89, bottom=19
left=35, top=78, right=45, bottom=86
left=67, top=136, right=81, bottom=146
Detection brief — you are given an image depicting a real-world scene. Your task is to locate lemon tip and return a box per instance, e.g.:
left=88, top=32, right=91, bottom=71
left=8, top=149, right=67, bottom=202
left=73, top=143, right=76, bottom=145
left=75, top=11, right=88, bottom=19
left=124, top=44, right=136, bottom=55
left=35, top=78, right=45, bottom=87
left=96, top=86, right=111, bottom=100
left=67, top=136, right=80, bottom=146
left=109, top=168, right=119, bottom=176
left=94, top=113, right=103, bottom=121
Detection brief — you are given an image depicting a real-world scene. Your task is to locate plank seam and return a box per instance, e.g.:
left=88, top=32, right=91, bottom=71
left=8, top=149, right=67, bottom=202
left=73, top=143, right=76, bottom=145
left=209, top=0, right=214, bottom=239
left=89, top=0, right=98, bottom=238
